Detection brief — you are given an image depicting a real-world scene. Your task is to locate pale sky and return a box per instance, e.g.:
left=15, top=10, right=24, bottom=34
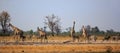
left=0, top=0, right=120, bottom=32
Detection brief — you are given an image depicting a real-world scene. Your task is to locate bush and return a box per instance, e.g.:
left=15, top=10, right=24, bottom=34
left=0, top=33, right=10, bottom=36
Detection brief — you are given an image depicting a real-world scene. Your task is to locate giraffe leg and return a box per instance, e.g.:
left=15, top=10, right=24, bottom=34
left=72, top=36, right=75, bottom=42
left=78, top=38, right=79, bottom=42
left=44, top=38, right=45, bottom=43
left=46, top=39, right=48, bottom=43
left=83, top=35, right=86, bottom=43
left=41, top=38, right=43, bottom=43
left=83, top=36, right=85, bottom=43
left=45, top=36, right=48, bottom=43
left=72, top=38, right=74, bottom=42
left=84, top=37, right=86, bottom=43
left=45, top=38, right=48, bottom=43
left=85, top=37, right=87, bottom=43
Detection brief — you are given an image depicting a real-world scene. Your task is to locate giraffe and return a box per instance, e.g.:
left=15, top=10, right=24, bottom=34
left=102, top=33, right=111, bottom=42
left=82, top=25, right=89, bottom=42
left=70, top=21, right=75, bottom=37
left=70, top=21, right=80, bottom=42
left=89, top=35, right=97, bottom=42
left=9, top=23, right=25, bottom=41
left=37, top=27, right=48, bottom=43
left=112, top=33, right=120, bottom=41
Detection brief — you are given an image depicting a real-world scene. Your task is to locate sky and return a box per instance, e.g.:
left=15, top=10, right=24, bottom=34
left=0, top=0, right=120, bottom=32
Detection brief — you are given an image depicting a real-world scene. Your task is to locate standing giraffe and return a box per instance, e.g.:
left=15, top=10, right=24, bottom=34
left=9, top=23, right=25, bottom=41
left=82, top=25, right=89, bottom=42
left=70, top=21, right=80, bottom=42
left=37, top=27, right=48, bottom=43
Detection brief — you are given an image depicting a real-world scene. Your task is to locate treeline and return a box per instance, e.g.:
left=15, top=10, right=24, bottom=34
left=0, top=11, right=120, bottom=36
left=62, top=25, right=120, bottom=36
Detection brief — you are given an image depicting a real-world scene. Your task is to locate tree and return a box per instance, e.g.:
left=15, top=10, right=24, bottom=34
left=85, top=25, right=91, bottom=34
left=44, top=14, right=61, bottom=36
left=54, top=24, right=61, bottom=35
left=63, top=27, right=71, bottom=36
left=29, top=29, right=33, bottom=35
left=106, top=29, right=114, bottom=33
left=66, top=27, right=71, bottom=32
left=106, top=29, right=115, bottom=35
left=91, top=26, right=100, bottom=34
left=100, top=30, right=105, bottom=34
left=0, top=11, right=10, bottom=33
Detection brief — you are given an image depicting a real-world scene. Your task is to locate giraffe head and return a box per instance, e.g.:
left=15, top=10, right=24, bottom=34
left=82, top=25, right=85, bottom=29
left=73, top=21, right=75, bottom=24
left=37, top=27, right=42, bottom=31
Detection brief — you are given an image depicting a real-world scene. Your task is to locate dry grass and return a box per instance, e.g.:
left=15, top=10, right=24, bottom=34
left=0, top=44, right=120, bottom=53
left=0, top=35, right=120, bottom=53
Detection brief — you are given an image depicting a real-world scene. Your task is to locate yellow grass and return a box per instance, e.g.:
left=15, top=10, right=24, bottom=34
left=0, top=44, right=120, bottom=53
left=0, top=35, right=120, bottom=53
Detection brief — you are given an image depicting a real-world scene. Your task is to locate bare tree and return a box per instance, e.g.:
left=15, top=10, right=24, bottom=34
left=44, top=14, right=60, bottom=36
left=54, top=23, right=61, bottom=35
left=0, top=11, right=10, bottom=33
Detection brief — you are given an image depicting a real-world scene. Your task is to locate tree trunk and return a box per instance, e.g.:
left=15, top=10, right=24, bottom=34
left=51, top=25, right=54, bottom=36
left=2, top=26, right=7, bottom=33
left=52, top=29, right=54, bottom=36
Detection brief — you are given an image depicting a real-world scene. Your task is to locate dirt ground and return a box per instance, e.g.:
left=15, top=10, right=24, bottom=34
left=0, top=44, right=120, bottom=53
left=0, top=35, right=120, bottom=53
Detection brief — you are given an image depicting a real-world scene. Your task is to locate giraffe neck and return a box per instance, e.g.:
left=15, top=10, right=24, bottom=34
left=10, top=24, right=21, bottom=31
left=82, top=26, right=87, bottom=37
left=72, top=22, right=75, bottom=31
left=10, top=24, right=16, bottom=30
left=70, top=21, right=75, bottom=37
left=83, top=27, right=86, bottom=33
left=37, top=27, right=41, bottom=31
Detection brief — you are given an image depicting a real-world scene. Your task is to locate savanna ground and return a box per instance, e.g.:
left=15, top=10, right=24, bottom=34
left=0, top=35, right=120, bottom=53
